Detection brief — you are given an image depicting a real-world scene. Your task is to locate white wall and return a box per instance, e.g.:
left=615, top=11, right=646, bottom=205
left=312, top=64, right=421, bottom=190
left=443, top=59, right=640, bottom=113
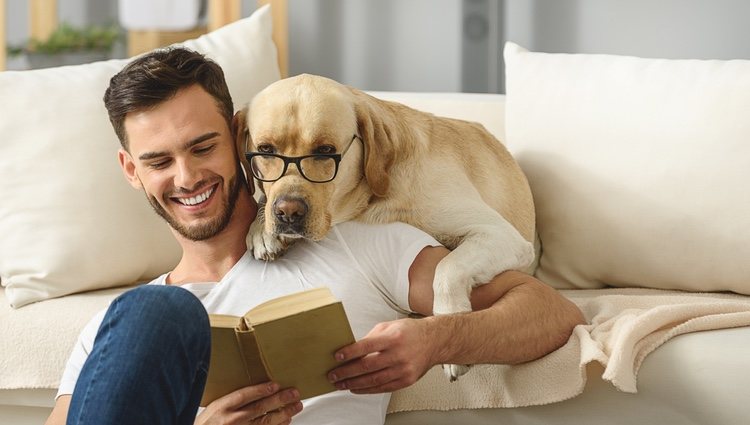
left=289, top=0, right=463, bottom=92
left=291, top=0, right=750, bottom=92
left=5, top=0, right=32, bottom=46
left=505, top=0, right=750, bottom=60
left=6, top=0, right=465, bottom=91
left=6, top=1, right=750, bottom=91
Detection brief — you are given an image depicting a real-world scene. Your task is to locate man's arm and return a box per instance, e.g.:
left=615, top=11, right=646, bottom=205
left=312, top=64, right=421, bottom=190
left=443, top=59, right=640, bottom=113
left=45, top=395, right=70, bottom=425
left=327, top=246, right=585, bottom=394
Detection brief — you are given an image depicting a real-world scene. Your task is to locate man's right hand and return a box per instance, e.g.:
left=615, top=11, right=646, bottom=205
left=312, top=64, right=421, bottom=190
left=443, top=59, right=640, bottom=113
left=196, top=382, right=302, bottom=425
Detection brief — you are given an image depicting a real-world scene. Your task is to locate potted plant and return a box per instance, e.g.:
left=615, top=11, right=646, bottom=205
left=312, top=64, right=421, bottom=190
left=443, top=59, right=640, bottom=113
left=7, top=23, right=120, bottom=69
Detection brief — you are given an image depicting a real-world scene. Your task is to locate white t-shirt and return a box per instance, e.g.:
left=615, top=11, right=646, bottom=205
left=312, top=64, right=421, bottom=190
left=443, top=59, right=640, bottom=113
left=57, top=221, right=439, bottom=425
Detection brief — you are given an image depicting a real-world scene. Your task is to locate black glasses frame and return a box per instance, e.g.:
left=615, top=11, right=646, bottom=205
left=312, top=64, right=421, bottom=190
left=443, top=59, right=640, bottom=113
left=245, top=135, right=360, bottom=183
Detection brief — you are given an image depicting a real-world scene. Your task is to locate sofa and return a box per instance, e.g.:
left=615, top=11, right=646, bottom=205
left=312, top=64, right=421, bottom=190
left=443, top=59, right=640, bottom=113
left=3, top=6, right=750, bottom=425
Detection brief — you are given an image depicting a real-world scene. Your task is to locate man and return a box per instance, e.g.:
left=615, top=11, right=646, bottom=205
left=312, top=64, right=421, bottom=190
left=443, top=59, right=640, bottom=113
left=46, top=47, right=584, bottom=425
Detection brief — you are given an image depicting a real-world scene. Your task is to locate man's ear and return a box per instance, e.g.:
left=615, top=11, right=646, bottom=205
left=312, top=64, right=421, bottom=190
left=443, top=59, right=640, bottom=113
left=118, top=149, right=142, bottom=189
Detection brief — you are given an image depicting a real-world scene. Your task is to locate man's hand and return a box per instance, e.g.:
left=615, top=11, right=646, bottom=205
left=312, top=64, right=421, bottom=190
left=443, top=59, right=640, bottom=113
left=196, top=382, right=302, bottom=425
left=327, top=318, right=437, bottom=394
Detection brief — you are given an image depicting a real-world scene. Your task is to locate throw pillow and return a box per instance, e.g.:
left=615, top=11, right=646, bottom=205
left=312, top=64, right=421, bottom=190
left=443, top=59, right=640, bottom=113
left=504, top=42, right=750, bottom=294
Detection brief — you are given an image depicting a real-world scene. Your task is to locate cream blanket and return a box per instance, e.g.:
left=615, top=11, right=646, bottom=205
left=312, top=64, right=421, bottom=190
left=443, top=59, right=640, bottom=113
left=388, top=288, right=750, bottom=412
left=3, top=287, right=750, bottom=412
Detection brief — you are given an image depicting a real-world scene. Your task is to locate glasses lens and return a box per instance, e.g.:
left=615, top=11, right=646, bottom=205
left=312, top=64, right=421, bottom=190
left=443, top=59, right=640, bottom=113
left=299, top=156, right=337, bottom=182
left=250, top=155, right=284, bottom=181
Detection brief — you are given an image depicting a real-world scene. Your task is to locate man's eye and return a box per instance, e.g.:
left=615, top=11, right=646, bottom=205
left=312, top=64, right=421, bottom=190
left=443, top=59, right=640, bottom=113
left=194, top=145, right=215, bottom=155
left=149, top=160, right=170, bottom=170
left=315, top=145, right=335, bottom=154
left=257, top=144, right=275, bottom=154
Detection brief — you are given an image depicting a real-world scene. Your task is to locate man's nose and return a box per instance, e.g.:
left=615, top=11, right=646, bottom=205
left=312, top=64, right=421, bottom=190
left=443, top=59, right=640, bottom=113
left=174, top=158, right=202, bottom=189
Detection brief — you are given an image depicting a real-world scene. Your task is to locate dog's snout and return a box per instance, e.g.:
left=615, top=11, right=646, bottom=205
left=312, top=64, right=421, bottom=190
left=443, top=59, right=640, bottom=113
left=273, top=196, right=308, bottom=225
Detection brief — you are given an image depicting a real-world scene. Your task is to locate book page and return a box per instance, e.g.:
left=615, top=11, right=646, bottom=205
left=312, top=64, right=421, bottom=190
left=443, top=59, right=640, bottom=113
left=209, top=314, right=241, bottom=328
left=245, top=287, right=337, bottom=325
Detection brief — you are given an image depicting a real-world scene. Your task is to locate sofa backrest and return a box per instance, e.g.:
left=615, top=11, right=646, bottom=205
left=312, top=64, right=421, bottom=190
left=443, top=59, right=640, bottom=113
left=368, top=91, right=507, bottom=144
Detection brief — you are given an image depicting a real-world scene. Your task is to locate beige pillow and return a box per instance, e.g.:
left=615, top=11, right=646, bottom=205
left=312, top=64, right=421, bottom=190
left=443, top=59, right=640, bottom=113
left=0, top=6, right=280, bottom=308
left=504, top=42, right=750, bottom=294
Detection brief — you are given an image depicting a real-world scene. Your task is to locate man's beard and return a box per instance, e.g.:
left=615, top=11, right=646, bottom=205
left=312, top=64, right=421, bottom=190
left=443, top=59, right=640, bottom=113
left=146, top=168, right=243, bottom=241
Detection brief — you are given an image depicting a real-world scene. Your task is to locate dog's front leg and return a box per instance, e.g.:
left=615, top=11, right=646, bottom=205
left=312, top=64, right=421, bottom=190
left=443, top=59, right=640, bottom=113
left=431, top=213, right=535, bottom=381
left=246, top=195, right=290, bottom=261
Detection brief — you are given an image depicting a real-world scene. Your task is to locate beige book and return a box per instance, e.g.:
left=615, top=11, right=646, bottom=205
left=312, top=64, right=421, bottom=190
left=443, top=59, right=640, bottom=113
left=200, top=287, right=355, bottom=406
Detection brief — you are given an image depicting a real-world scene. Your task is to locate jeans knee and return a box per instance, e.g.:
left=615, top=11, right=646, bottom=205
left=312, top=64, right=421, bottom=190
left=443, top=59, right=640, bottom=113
left=119, top=284, right=204, bottom=314
left=111, top=285, right=210, bottom=346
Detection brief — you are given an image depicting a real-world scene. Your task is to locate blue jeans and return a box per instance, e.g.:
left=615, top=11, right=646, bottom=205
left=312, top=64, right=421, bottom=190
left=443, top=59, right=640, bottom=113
left=67, top=285, right=211, bottom=425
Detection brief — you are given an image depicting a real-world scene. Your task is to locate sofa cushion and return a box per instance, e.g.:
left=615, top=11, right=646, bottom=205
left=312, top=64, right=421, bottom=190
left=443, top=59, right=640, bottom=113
left=388, top=327, right=750, bottom=425
left=0, top=287, right=125, bottom=389
left=0, top=6, right=280, bottom=308
left=504, top=42, right=750, bottom=294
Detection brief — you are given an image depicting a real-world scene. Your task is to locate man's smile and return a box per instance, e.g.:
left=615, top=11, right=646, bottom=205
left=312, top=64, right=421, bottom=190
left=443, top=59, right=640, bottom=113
left=170, top=183, right=218, bottom=209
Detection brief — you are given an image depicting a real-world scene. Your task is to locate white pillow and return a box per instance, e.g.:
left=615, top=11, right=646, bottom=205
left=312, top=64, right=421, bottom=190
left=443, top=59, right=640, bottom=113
left=504, top=42, right=750, bottom=294
left=0, top=6, right=280, bottom=308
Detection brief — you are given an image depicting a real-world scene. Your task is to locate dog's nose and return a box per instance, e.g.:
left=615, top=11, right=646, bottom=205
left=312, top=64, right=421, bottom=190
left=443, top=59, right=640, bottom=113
left=273, top=196, right=308, bottom=225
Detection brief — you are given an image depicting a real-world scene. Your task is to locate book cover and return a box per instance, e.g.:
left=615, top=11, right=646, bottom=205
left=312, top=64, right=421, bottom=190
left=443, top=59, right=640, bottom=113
left=200, top=287, right=355, bottom=406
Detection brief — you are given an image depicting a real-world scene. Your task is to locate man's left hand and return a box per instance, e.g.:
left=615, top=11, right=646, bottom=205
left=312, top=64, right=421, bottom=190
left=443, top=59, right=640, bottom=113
left=327, top=318, right=437, bottom=394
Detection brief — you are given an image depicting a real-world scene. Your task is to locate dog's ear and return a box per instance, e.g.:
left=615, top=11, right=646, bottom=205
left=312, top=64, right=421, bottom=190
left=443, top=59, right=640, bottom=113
left=232, top=106, right=255, bottom=196
left=353, top=92, right=397, bottom=198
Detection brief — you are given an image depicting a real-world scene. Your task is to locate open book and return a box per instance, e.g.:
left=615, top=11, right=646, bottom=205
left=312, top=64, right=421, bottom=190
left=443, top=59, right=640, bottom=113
left=200, top=287, right=355, bottom=406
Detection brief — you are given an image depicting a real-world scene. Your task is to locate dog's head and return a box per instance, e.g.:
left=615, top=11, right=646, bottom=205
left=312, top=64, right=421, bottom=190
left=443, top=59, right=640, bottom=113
left=243, top=74, right=398, bottom=241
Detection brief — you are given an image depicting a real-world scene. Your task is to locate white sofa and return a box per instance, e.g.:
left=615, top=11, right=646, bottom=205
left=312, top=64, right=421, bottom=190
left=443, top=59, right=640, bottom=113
left=3, top=8, right=750, bottom=425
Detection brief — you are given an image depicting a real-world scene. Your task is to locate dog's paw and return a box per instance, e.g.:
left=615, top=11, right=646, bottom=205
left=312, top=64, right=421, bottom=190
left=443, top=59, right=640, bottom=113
left=516, top=240, right=536, bottom=270
left=442, top=364, right=471, bottom=382
left=492, top=239, right=536, bottom=276
left=247, top=220, right=287, bottom=261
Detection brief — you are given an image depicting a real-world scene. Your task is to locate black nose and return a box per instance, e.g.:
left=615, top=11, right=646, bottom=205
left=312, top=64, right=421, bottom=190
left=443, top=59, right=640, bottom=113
left=273, top=196, right=308, bottom=225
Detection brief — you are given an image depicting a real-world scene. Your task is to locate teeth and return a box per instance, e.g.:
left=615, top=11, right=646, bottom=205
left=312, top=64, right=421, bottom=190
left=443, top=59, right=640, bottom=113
left=177, top=187, right=214, bottom=206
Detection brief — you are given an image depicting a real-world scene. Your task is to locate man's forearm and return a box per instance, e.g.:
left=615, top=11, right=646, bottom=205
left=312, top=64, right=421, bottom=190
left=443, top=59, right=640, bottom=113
left=327, top=271, right=585, bottom=394
left=426, top=276, right=585, bottom=365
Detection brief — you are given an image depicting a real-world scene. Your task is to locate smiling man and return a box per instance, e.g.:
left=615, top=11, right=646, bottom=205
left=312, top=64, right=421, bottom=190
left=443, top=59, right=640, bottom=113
left=45, top=48, right=584, bottom=425
left=113, top=58, right=243, bottom=244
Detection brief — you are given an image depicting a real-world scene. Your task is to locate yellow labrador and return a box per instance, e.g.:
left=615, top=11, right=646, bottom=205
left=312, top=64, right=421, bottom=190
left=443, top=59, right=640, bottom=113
left=239, top=74, right=535, bottom=379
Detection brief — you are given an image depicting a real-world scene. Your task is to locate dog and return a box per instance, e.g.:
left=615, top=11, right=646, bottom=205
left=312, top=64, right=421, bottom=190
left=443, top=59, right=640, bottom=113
left=236, top=74, right=536, bottom=380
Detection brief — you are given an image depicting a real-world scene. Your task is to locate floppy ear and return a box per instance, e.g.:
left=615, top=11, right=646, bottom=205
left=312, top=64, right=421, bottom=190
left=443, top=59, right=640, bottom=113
left=353, top=92, right=397, bottom=198
left=232, top=106, right=255, bottom=196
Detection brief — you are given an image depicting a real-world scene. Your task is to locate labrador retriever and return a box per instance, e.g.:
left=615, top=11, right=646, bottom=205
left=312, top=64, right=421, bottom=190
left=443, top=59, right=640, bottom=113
left=237, top=74, right=535, bottom=380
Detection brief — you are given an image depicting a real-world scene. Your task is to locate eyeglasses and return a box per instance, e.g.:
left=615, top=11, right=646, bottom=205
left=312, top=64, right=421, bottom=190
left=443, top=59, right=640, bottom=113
left=245, top=135, right=360, bottom=183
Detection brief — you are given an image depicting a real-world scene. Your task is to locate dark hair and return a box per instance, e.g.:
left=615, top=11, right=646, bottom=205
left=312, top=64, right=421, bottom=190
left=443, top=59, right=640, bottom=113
left=103, top=47, right=234, bottom=150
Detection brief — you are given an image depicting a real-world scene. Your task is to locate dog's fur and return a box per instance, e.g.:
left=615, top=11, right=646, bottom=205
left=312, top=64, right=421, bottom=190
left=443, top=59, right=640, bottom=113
left=236, top=74, right=536, bottom=379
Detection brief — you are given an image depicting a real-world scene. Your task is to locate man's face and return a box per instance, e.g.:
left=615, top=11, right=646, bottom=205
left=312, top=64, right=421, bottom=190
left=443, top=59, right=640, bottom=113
left=118, top=84, right=242, bottom=241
